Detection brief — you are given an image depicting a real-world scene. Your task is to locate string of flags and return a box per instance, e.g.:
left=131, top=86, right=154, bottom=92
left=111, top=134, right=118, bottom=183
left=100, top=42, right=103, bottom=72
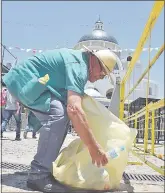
left=5, top=46, right=161, bottom=54
left=3, top=17, right=147, bottom=28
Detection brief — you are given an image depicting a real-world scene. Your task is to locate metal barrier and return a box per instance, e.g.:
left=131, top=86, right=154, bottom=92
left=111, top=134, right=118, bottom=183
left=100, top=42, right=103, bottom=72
left=119, top=1, right=164, bottom=175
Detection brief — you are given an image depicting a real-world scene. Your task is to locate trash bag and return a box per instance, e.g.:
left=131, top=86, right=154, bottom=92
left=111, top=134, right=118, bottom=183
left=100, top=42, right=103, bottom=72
left=53, top=95, right=137, bottom=191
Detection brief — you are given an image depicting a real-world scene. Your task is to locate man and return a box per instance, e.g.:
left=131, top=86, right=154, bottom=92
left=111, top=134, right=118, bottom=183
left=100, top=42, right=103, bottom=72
left=1, top=87, right=7, bottom=118
left=3, top=47, right=118, bottom=192
left=1, top=87, right=7, bottom=109
left=1, top=87, right=7, bottom=138
left=1, top=88, right=21, bottom=140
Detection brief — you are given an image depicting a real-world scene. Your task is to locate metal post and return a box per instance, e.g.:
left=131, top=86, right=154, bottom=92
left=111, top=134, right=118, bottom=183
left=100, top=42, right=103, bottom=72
left=151, top=110, right=155, bottom=155
left=119, top=82, right=125, bottom=120
left=137, top=118, right=139, bottom=143
left=158, top=108, right=161, bottom=144
left=144, top=109, right=149, bottom=152
left=134, top=117, right=137, bottom=146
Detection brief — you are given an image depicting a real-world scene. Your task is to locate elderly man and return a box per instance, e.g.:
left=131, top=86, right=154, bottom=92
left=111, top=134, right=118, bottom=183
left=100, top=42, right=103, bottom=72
left=3, top=47, right=117, bottom=192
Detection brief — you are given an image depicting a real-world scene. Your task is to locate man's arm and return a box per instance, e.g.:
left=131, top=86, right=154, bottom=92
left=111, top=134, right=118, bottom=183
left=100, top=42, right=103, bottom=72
left=67, top=90, right=108, bottom=167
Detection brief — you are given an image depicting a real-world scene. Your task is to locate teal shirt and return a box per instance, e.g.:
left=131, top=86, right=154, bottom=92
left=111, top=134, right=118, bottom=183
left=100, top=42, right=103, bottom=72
left=3, top=48, right=89, bottom=112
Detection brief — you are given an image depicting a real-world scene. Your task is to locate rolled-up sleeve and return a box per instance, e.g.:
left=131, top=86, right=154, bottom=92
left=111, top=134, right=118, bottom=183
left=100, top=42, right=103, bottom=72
left=65, top=62, right=88, bottom=96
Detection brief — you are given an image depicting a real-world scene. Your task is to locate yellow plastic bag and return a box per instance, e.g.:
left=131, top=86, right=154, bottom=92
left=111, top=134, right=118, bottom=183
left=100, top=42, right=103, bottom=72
left=53, top=95, right=137, bottom=191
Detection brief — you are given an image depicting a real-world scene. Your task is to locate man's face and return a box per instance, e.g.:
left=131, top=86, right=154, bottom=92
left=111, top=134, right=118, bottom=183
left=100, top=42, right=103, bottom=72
left=89, top=56, right=108, bottom=83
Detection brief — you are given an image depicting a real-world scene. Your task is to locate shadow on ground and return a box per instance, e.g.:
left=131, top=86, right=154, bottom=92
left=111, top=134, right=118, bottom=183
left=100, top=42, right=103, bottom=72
left=1, top=138, right=14, bottom=141
left=2, top=172, right=134, bottom=193
left=2, top=173, right=31, bottom=192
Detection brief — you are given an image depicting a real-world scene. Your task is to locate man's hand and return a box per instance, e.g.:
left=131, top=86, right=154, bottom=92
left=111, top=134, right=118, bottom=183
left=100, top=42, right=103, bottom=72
left=88, top=143, right=109, bottom=167
left=67, top=90, right=109, bottom=167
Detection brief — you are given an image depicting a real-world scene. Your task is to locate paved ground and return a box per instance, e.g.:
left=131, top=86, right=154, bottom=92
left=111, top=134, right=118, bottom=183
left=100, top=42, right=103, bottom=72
left=1, top=131, right=164, bottom=193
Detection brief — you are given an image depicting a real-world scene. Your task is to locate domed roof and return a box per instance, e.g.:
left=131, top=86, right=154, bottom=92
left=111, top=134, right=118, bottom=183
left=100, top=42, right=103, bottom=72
left=78, top=31, right=118, bottom=44
left=78, top=18, right=118, bottom=44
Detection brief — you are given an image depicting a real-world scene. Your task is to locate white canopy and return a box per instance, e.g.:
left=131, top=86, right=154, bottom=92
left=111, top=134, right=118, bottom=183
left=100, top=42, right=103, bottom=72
left=84, top=88, right=103, bottom=97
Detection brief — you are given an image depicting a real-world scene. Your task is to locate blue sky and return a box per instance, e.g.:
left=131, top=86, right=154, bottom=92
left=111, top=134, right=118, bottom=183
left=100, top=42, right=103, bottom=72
left=2, top=1, right=164, bottom=97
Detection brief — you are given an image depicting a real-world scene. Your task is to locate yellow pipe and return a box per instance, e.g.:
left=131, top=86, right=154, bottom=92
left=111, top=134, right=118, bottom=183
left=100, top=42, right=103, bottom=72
left=144, top=109, right=149, bottom=152
left=124, top=96, right=164, bottom=122
left=120, top=1, right=164, bottom=119
left=149, top=98, right=165, bottom=111
left=151, top=110, right=155, bottom=155
left=124, top=108, right=147, bottom=121
left=132, top=150, right=164, bottom=176
left=135, top=144, right=164, bottom=148
left=124, top=99, right=164, bottom=121
left=136, top=114, right=165, bottom=120
left=124, top=44, right=165, bottom=101
left=134, top=152, right=150, bottom=155
left=134, top=146, right=164, bottom=160
left=119, top=82, right=125, bottom=120
left=125, top=98, right=164, bottom=121
left=124, top=102, right=153, bottom=121
left=121, top=1, right=164, bottom=84
left=134, top=152, right=164, bottom=162
left=134, top=118, right=137, bottom=147
left=128, top=161, right=143, bottom=166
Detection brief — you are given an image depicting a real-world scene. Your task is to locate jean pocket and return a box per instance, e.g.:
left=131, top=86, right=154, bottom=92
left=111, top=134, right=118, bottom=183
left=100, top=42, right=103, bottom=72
left=20, top=76, right=47, bottom=104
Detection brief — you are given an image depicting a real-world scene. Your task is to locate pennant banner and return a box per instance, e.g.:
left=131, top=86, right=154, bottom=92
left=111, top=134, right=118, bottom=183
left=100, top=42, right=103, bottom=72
left=6, top=46, right=160, bottom=54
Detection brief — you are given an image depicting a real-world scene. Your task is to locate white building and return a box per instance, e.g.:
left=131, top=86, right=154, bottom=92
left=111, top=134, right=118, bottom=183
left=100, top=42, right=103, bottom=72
left=74, top=18, right=159, bottom=101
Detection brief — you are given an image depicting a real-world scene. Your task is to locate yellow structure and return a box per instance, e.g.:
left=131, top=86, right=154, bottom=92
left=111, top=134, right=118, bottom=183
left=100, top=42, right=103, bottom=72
left=119, top=1, right=164, bottom=176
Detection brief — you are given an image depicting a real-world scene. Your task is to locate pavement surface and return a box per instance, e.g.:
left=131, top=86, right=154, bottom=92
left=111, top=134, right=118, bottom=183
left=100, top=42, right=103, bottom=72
left=1, top=131, right=164, bottom=193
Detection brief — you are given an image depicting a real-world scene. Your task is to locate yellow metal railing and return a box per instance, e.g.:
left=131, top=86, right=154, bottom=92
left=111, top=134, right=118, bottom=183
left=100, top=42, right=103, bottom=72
left=124, top=99, right=164, bottom=121
left=123, top=44, right=164, bottom=103
left=119, top=1, right=164, bottom=175
left=119, top=1, right=164, bottom=120
left=125, top=100, right=164, bottom=175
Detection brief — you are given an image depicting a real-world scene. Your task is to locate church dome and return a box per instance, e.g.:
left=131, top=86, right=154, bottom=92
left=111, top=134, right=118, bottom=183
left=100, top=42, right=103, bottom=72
left=78, top=18, right=118, bottom=45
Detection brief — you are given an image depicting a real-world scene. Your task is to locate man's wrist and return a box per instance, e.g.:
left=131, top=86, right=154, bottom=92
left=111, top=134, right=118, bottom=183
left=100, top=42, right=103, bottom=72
left=87, top=141, right=99, bottom=150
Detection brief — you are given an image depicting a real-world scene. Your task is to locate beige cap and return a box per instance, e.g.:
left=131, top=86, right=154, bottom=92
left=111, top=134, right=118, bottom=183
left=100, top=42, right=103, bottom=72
left=83, top=45, right=117, bottom=74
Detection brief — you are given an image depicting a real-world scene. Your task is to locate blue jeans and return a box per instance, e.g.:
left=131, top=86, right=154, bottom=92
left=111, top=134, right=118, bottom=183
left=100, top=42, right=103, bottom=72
left=28, top=95, right=70, bottom=179
left=1, top=109, right=21, bottom=137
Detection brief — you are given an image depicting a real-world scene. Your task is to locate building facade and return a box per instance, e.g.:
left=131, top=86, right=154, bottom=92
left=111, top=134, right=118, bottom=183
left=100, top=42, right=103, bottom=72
left=74, top=18, right=160, bottom=101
